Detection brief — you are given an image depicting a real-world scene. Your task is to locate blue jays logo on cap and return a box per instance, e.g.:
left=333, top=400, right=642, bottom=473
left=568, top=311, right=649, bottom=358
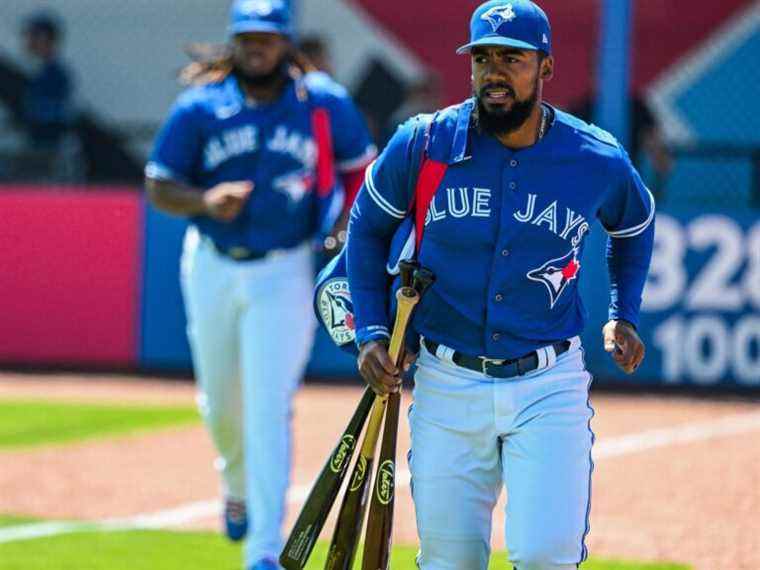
left=228, top=0, right=292, bottom=37
left=239, top=0, right=282, bottom=16
left=481, top=4, right=517, bottom=31
left=457, top=0, right=552, bottom=55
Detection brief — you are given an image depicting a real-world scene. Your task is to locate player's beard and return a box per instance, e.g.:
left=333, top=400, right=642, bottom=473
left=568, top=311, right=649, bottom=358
left=234, top=57, right=289, bottom=90
left=474, top=78, right=539, bottom=137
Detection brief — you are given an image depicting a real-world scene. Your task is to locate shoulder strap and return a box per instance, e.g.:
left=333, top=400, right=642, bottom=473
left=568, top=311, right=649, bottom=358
left=412, top=121, right=448, bottom=253
left=311, top=107, right=336, bottom=198
left=413, top=157, right=447, bottom=252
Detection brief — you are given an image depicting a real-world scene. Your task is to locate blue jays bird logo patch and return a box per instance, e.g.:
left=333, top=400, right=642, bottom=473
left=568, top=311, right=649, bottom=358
left=527, top=248, right=581, bottom=309
left=481, top=4, right=517, bottom=31
left=317, top=278, right=356, bottom=346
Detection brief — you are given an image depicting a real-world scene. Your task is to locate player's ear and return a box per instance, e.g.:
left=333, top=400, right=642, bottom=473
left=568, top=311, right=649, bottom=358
left=540, top=54, right=554, bottom=81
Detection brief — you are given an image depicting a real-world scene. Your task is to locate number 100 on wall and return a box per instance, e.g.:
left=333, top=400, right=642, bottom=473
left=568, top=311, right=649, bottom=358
left=643, top=214, right=760, bottom=386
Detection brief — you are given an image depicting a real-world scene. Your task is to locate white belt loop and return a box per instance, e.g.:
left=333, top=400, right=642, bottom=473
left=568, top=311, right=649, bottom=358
left=436, top=344, right=456, bottom=364
left=536, top=346, right=548, bottom=370
left=545, top=344, right=557, bottom=369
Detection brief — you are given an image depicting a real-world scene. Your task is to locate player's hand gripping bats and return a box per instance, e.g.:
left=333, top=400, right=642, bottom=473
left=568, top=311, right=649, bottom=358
left=324, top=261, right=420, bottom=570
left=280, top=386, right=376, bottom=569
left=280, top=261, right=430, bottom=570
left=362, top=264, right=436, bottom=570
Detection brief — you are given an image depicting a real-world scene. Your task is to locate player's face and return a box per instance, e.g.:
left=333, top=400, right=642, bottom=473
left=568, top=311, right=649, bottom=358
left=471, top=46, right=553, bottom=135
left=471, top=46, right=546, bottom=112
left=23, top=30, right=56, bottom=60
left=232, top=32, right=290, bottom=79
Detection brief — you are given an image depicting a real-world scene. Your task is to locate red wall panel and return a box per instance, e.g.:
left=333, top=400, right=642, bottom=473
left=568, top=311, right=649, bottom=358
left=353, top=0, right=752, bottom=106
left=0, top=187, right=142, bottom=366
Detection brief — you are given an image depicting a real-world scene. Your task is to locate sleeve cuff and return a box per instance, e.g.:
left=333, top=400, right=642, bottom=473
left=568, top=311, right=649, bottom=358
left=608, top=307, right=640, bottom=329
left=145, top=161, right=187, bottom=184
left=355, top=325, right=390, bottom=348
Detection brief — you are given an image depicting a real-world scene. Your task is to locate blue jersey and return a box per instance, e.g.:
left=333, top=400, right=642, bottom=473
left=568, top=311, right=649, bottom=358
left=347, top=99, right=655, bottom=359
left=146, top=71, right=375, bottom=253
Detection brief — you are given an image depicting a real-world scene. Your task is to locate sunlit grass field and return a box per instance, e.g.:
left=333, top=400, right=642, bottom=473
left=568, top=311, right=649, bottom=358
left=0, top=399, right=199, bottom=448
left=0, top=520, right=690, bottom=570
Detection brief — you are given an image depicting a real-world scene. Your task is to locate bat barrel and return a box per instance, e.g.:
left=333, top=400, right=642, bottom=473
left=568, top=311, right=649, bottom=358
left=361, top=391, right=400, bottom=570
left=280, top=387, right=376, bottom=569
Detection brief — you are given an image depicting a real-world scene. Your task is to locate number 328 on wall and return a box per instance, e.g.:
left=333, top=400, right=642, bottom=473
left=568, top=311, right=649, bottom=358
left=643, top=214, right=760, bottom=386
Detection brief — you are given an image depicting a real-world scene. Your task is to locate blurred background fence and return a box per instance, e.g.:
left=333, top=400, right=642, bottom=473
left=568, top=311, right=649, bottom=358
left=0, top=0, right=758, bottom=388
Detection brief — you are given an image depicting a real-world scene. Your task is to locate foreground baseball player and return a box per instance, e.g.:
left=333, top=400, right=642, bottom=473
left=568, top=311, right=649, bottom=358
left=144, top=2, right=374, bottom=568
left=347, top=1, right=654, bottom=568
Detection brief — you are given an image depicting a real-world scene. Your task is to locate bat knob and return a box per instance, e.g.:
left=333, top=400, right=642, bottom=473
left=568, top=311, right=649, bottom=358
left=398, top=259, right=420, bottom=288
left=412, top=267, right=436, bottom=297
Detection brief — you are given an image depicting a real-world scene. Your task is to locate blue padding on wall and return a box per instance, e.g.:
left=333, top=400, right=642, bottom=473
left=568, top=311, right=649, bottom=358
left=307, top=327, right=360, bottom=379
left=139, top=202, right=193, bottom=370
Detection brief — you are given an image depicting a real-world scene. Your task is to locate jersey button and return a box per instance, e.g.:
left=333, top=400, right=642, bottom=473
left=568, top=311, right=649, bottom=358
left=509, top=182, right=517, bottom=190
left=492, top=333, right=501, bottom=341
left=495, top=294, right=503, bottom=302
left=501, top=249, right=510, bottom=257
left=510, top=159, right=518, bottom=167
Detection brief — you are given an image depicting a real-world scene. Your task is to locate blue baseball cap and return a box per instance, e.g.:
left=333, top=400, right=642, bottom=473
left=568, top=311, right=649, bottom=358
left=457, top=0, right=552, bottom=55
left=228, top=0, right=292, bottom=37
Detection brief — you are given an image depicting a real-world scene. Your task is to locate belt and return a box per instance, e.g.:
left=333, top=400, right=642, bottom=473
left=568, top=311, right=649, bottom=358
left=207, top=240, right=269, bottom=262
left=423, top=338, right=571, bottom=379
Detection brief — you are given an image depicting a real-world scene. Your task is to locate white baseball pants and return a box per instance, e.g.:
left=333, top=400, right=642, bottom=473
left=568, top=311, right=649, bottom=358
left=180, top=227, right=315, bottom=566
left=409, top=337, right=594, bottom=570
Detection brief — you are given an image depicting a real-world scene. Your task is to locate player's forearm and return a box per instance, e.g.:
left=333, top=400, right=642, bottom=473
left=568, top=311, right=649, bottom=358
left=144, top=177, right=208, bottom=217
left=606, top=220, right=655, bottom=327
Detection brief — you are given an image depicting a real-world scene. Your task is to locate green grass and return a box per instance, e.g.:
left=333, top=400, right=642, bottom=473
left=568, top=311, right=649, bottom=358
left=0, top=400, right=200, bottom=449
left=0, top=526, right=691, bottom=570
left=0, top=515, right=37, bottom=528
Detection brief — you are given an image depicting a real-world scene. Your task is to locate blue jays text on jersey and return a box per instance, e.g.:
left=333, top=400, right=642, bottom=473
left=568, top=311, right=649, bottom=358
left=146, top=71, right=376, bottom=255
left=346, top=99, right=655, bottom=359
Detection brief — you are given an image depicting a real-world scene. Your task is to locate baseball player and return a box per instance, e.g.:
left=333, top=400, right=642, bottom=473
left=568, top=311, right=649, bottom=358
left=144, top=2, right=375, bottom=569
left=347, top=1, right=654, bottom=569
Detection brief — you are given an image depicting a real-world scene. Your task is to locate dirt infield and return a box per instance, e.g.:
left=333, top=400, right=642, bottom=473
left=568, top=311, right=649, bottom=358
left=1, top=372, right=760, bottom=569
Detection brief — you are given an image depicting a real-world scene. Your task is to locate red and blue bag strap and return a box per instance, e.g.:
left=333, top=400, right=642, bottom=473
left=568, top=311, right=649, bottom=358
left=412, top=122, right=448, bottom=254
left=310, top=107, right=336, bottom=198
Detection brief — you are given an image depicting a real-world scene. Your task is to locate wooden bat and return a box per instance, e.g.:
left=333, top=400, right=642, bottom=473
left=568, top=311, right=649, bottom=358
left=324, top=395, right=385, bottom=570
left=361, top=285, right=420, bottom=570
left=280, top=386, right=376, bottom=570
left=324, top=259, right=421, bottom=570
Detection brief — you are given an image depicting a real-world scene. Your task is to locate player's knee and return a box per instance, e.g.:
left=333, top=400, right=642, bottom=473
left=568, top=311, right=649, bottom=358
left=510, top=536, right=580, bottom=570
left=417, top=535, right=489, bottom=570
left=512, top=548, right=579, bottom=570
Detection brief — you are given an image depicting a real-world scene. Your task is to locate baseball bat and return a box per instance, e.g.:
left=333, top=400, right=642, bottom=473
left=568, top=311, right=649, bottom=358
left=280, top=386, right=376, bottom=570
left=362, top=267, right=436, bottom=570
left=324, top=259, right=421, bottom=569
left=361, top=285, right=420, bottom=570
left=324, top=395, right=385, bottom=570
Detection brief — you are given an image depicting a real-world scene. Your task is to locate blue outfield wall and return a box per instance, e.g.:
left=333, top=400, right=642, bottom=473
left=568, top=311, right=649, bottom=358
left=580, top=208, right=760, bottom=388
left=140, top=203, right=192, bottom=370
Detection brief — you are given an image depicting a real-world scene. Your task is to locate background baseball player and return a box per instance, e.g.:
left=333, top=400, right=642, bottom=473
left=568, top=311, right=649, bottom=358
left=347, top=1, right=654, bottom=569
left=144, top=1, right=375, bottom=568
